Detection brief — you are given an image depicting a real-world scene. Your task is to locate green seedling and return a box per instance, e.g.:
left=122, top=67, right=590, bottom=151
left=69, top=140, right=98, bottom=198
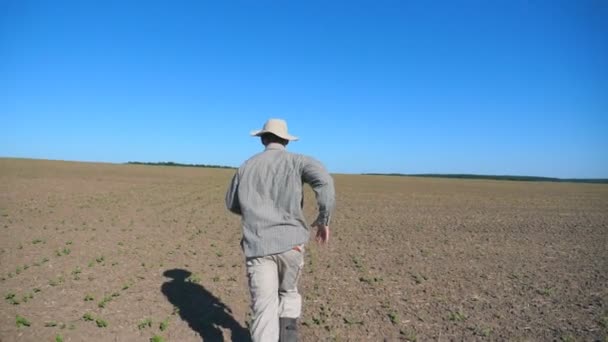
left=98, top=295, right=112, bottom=308
left=400, top=329, right=417, bottom=342
left=84, top=294, right=94, bottom=301
left=22, top=293, right=33, bottom=303
left=448, top=311, right=467, bottom=322
left=49, top=276, right=64, bottom=287
left=599, top=311, right=608, bottom=328
left=82, top=313, right=94, bottom=321
left=560, top=335, right=575, bottom=342
left=138, top=318, right=153, bottom=329
left=342, top=317, right=363, bottom=325
left=72, top=267, right=82, bottom=280
left=411, top=273, right=427, bottom=284
left=55, top=334, right=64, bottom=342
left=186, top=273, right=201, bottom=284
left=16, top=315, right=30, bottom=327
left=351, top=256, right=363, bottom=269
left=474, top=327, right=492, bottom=337
left=150, top=335, right=165, bottom=342
left=359, top=276, right=382, bottom=284
left=388, top=312, right=399, bottom=324
left=96, top=318, right=108, bottom=328
left=45, top=321, right=58, bottom=327
left=159, top=318, right=169, bottom=331
left=6, top=294, right=20, bottom=305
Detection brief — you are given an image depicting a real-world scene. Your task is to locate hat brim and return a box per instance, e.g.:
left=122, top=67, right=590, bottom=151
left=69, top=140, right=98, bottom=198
left=250, top=129, right=299, bottom=141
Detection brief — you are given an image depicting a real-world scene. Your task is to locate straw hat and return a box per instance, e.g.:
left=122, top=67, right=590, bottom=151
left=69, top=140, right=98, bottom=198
left=250, top=119, right=299, bottom=141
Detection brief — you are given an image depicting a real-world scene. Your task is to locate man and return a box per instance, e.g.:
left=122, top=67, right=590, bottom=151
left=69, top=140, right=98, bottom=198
left=225, top=118, right=335, bottom=342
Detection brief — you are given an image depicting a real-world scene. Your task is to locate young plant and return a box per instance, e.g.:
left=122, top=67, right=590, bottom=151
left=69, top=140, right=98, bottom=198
left=16, top=315, right=30, bottom=327
left=388, top=312, right=399, bottom=324
left=186, top=273, right=201, bottom=284
left=150, top=335, right=165, bottom=342
left=448, top=310, right=467, bottom=322
left=98, top=295, right=112, bottom=308
left=5, top=292, right=19, bottom=305
left=138, top=318, right=152, bottom=330
left=159, top=318, right=169, bottom=331
left=21, top=293, right=33, bottom=303
left=49, top=276, right=64, bottom=287
left=96, top=318, right=108, bottom=328
left=72, top=267, right=82, bottom=280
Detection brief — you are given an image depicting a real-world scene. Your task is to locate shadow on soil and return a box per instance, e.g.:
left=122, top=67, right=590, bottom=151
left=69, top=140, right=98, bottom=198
left=162, top=269, right=251, bottom=342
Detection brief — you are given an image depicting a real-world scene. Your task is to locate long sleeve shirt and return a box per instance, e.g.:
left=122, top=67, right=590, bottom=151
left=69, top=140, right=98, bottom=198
left=225, top=143, right=335, bottom=258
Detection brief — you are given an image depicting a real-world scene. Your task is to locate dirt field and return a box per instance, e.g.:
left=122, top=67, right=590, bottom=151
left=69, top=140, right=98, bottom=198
left=1, top=158, right=607, bottom=341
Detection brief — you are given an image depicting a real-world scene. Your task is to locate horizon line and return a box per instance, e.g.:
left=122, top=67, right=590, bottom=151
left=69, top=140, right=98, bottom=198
left=2, top=156, right=607, bottom=183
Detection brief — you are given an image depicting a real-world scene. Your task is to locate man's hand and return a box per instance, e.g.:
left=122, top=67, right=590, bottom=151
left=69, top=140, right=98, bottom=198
left=313, top=224, right=330, bottom=245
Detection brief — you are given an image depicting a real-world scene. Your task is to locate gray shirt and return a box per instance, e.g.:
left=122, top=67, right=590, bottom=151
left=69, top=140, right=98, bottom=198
left=225, top=143, right=335, bottom=258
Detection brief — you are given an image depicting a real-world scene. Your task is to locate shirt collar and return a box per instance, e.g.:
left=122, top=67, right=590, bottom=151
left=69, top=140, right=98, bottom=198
left=265, top=143, right=286, bottom=151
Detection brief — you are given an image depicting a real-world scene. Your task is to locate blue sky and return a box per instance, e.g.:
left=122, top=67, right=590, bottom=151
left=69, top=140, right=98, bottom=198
left=1, top=0, right=607, bottom=178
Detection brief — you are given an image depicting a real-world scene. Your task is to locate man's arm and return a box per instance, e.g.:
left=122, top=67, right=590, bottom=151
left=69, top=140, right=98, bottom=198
left=301, top=156, right=335, bottom=234
left=225, top=172, right=242, bottom=215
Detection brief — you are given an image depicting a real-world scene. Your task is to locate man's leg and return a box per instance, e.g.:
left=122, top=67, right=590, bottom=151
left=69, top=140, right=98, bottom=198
left=277, top=248, right=304, bottom=341
left=246, top=255, right=280, bottom=342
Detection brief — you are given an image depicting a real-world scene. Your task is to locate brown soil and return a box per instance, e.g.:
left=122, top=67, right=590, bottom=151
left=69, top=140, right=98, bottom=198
left=1, top=158, right=607, bottom=341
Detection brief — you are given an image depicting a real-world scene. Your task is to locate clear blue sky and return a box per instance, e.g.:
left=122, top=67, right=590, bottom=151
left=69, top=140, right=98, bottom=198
left=1, top=0, right=607, bottom=178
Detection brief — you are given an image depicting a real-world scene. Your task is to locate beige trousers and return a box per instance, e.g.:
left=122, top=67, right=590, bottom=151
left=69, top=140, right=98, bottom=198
left=246, top=247, right=304, bottom=342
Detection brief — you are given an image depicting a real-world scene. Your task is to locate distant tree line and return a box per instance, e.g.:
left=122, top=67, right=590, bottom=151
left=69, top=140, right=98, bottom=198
left=126, top=161, right=236, bottom=169
left=362, top=173, right=608, bottom=184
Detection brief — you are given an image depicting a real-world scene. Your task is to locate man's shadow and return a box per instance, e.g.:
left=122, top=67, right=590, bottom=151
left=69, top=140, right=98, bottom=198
left=161, top=269, right=251, bottom=342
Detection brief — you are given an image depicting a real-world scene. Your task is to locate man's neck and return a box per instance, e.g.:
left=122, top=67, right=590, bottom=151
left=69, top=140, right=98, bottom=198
left=265, top=142, right=286, bottom=151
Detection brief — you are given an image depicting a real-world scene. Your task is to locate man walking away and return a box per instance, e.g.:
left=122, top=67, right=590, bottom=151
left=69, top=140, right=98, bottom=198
left=225, top=118, right=335, bottom=342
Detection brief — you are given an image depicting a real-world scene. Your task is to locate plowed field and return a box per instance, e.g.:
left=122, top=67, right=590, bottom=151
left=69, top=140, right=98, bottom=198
left=1, top=158, right=606, bottom=341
